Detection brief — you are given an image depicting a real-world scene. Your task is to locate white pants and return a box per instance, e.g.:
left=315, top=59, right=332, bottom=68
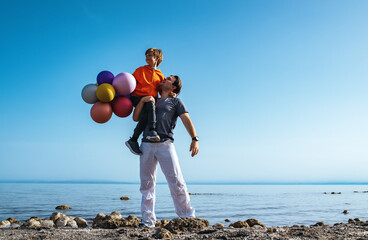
left=140, top=140, right=195, bottom=227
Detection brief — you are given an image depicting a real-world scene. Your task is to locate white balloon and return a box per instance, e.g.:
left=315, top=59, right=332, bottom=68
left=81, top=84, right=98, bottom=104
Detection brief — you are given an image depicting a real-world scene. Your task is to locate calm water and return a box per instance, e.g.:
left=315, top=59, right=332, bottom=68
left=0, top=183, right=368, bottom=227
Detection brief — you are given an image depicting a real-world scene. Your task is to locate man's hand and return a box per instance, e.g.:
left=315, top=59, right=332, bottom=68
left=190, top=140, right=199, bottom=157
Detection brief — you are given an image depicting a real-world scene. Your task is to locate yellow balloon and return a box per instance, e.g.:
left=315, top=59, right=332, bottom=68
left=96, top=83, right=116, bottom=103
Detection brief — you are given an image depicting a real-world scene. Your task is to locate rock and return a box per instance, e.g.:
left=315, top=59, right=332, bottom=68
left=120, top=196, right=130, bottom=200
left=109, top=211, right=122, bottom=219
left=153, top=228, right=173, bottom=239
left=55, top=219, right=68, bottom=228
left=41, top=220, right=55, bottom=228
left=92, top=213, right=141, bottom=229
left=0, top=220, right=10, bottom=227
left=164, top=217, right=209, bottom=233
left=7, top=218, right=20, bottom=224
left=312, top=222, right=328, bottom=226
left=343, top=210, right=349, bottom=214
left=22, top=219, right=41, bottom=228
left=155, top=219, right=170, bottom=227
left=246, top=219, right=266, bottom=227
left=354, top=218, right=362, bottom=222
left=224, top=219, right=231, bottom=222
left=74, top=217, right=88, bottom=228
left=229, top=221, right=249, bottom=228
left=55, top=205, right=72, bottom=210
left=353, top=191, right=359, bottom=193
left=66, top=220, right=78, bottom=228
left=27, top=216, right=41, bottom=222
left=212, top=223, right=224, bottom=228
left=50, top=212, right=66, bottom=222
left=348, top=219, right=355, bottom=224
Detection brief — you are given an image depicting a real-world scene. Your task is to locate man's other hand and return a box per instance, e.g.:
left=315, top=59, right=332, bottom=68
left=190, top=140, right=199, bottom=157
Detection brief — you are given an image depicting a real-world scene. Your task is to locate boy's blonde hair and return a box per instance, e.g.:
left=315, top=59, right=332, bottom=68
left=145, top=48, right=163, bottom=66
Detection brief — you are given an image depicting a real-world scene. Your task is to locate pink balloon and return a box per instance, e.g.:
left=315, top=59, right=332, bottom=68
left=112, top=97, right=133, bottom=118
left=112, top=72, right=136, bottom=95
left=90, top=102, right=113, bottom=124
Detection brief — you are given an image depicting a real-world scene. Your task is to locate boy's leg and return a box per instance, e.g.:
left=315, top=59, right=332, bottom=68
left=140, top=142, right=158, bottom=227
left=157, top=141, right=195, bottom=218
left=125, top=96, right=145, bottom=155
left=131, top=108, right=148, bottom=141
left=144, top=101, right=160, bottom=142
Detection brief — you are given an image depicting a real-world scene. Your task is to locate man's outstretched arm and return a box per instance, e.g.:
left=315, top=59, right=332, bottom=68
left=179, top=113, right=199, bottom=157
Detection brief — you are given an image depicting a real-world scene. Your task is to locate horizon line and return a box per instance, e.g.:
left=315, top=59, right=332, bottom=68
left=1, top=180, right=368, bottom=185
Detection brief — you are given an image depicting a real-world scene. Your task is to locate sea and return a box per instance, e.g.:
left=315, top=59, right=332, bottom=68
left=0, top=183, right=368, bottom=227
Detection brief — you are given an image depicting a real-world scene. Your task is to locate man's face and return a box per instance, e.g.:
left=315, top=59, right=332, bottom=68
left=145, top=53, right=158, bottom=67
left=160, top=76, right=176, bottom=91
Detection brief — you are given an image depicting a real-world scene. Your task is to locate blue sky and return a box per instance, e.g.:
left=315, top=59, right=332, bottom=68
left=0, top=0, right=367, bottom=183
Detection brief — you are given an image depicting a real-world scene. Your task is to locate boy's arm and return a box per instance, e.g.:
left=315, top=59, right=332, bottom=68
left=132, top=96, right=155, bottom=122
left=179, top=113, right=199, bottom=157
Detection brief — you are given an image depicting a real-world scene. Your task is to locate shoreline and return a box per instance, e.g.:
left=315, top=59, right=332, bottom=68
left=1, top=213, right=368, bottom=240
left=1, top=221, right=368, bottom=239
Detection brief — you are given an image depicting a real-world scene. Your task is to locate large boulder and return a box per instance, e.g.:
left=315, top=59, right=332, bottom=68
left=164, top=217, right=209, bottom=233
left=55, top=219, right=68, bottom=228
left=7, top=218, right=21, bottom=224
left=92, top=212, right=141, bottom=229
left=22, top=218, right=41, bottom=228
left=66, top=220, right=78, bottom=228
left=74, top=217, right=88, bottom=228
left=230, top=221, right=249, bottom=228
left=41, top=220, right=55, bottom=228
left=50, top=212, right=66, bottom=222
left=0, top=220, right=10, bottom=227
left=246, top=219, right=266, bottom=227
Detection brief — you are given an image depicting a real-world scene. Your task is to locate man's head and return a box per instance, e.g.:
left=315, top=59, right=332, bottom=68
left=145, top=48, right=163, bottom=67
left=161, top=75, right=182, bottom=95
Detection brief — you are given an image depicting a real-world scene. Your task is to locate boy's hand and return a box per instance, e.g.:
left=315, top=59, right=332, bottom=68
left=189, top=140, right=199, bottom=157
left=141, top=96, right=155, bottom=103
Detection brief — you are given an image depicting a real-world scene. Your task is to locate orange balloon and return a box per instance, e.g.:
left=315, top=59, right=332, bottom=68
left=90, top=102, right=113, bottom=124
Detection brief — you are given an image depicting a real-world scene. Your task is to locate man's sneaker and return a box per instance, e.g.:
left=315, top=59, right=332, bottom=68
left=146, top=130, right=160, bottom=142
left=125, top=139, right=142, bottom=155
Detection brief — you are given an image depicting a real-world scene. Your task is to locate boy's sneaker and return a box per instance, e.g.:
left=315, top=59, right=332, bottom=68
left=125, top=139, right=142, bottom=155
left=146, top=130, right=160, bottom=142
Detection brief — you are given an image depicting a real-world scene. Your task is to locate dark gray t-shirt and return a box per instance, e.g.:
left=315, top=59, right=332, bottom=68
left=143, top=97, right=188, bottom=142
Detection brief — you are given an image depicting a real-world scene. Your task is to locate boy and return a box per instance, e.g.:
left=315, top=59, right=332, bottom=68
left=125, top=48, right=165, bottom=155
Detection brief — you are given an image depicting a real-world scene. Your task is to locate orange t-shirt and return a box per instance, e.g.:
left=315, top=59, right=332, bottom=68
left=131, top=65, right=164, bottom=98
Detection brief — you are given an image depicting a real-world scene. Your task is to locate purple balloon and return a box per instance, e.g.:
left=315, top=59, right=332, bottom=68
left=112, top=72, right=136, bottom=95
left=97, top=71, right=114, bottom=85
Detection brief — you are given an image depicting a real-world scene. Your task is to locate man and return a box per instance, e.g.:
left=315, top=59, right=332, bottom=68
left=132, top=75, right=199, bottom=227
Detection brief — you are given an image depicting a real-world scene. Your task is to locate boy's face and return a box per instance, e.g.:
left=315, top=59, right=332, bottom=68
left=145, top=52, right=158, bottom=67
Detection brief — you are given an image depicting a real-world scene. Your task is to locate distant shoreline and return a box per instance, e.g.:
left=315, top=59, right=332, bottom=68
left=1, top=180, right=368, bottom=185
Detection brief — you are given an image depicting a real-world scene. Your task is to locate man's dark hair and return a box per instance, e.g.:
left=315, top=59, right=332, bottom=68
left=172, top=75, right=182, bottom=95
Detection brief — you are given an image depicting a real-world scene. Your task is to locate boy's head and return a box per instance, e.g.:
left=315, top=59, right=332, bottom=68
left=145, top=48, right=163, bottom=67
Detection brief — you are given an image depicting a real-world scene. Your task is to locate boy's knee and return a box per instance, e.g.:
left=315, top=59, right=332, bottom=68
left=144, top=101, right=155, bottom=110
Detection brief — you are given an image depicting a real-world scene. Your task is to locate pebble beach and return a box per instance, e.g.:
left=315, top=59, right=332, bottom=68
left=1, top=211, right=368, bottom=239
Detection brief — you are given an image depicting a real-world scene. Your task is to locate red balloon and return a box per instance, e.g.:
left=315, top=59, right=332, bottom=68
left=90, top=102, right=113, bottom=123
left=112, top=96, right=133, bottom=118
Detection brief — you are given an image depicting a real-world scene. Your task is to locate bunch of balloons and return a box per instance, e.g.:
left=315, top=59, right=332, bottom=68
left=81, top=71, right=136, bottom=123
